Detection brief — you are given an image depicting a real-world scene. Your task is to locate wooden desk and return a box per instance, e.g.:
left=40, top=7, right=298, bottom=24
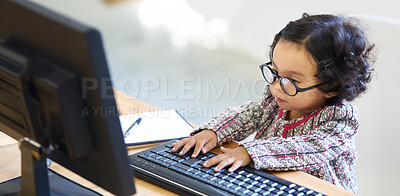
left=0, top=90, right=355, bottom=196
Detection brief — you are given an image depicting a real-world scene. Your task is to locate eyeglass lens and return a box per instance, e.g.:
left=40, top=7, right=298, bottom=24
left=262, top=65, right=297, bottom=96
left=280, top=78, right=297, bottom=95
left=262, top=66, right=274, bottom=83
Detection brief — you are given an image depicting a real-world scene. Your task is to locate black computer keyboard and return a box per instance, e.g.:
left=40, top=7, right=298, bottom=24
left=129, top=140, right=324, bottom=196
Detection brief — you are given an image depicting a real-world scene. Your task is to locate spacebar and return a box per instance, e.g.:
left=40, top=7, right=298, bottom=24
left=171, top=163, right=192, bottom=171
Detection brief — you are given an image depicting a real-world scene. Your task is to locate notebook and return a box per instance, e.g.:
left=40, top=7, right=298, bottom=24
left=119, top=110, right=193, bottom=147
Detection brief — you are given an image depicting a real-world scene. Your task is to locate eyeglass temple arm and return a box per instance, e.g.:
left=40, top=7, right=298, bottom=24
left=297, top=81, right=329, bottom=92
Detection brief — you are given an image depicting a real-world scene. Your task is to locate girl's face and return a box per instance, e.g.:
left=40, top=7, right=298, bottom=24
left=270, top=40, right=333, bottom=119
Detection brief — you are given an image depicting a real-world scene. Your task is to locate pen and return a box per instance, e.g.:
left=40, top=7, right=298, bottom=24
left=124, top=117, right=142, bottom=138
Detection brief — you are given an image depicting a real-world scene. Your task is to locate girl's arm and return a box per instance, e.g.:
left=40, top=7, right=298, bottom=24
left=242, top=104, right=359, bottom=171
left=192, top=86, right=279, bottom=145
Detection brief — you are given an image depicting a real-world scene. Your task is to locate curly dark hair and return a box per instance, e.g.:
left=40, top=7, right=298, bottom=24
left=269, top=13, right=375, bottom=105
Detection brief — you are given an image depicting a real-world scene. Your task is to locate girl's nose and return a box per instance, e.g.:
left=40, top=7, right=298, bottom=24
left=270, top=79, right=283, bottom=94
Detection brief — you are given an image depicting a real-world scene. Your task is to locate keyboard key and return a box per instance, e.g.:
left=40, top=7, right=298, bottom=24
left=193, top=164, right=203, bottom=169
left=234, top=180, right=245, bottom=186
left=192, top=170, right=202, bottom=175
left=260, top=178, right=270, bottom=184
left=226, top=183, right=234, bottom=188
left=254, top=182, right=266, bottom=188
left=154, top=155, right=164, bottom=160
left=259, top=190, right=271, bottom=196
left=252, top=175, right=261, bottom=181
left=181, top=158, right=202, bottom=167
left=206, top=153, right=217, bottom=158
left=276, top=190, right=285, bottom=195
left=241, top=183, right=253, bottom=189
left=164, top=154, right=175, bottom=159
left=221, top=181, right=230, bottom=187
left=279, top=185, right=287, bottom=190
left=233, top=184, right=242, bottom=190
left=306, top=190, right=314, bottom=194
left=220, top=175, right=229, bottom=180
left=205, top=169, right=215, bottom=174
left=246, top=173, right=254, bottom=178
left=213, top=172, right=221, bottom=177
left=270, top=182, right=278, bottom=187
left=158, top=151, right=169, bottom=157
left=173, top=163, right=191, bottom=171
left=250, top=180, right=258, bottom=185
left=247, top=178, right=256, bottom=184
left=288, top=189, right=296, bottom=194
left=237, top=175, right=246, bottom=181
left=298, top=186, right=306, bottom=191
left=236, top=188, right=248, bottom=195
left=221, top=169, right=232, bottom=175
left=249, top=185, right=259, bottom=192
left=152, top=148, right=169, bottom=154
left=199, top=167, right=208, bottom=172
left=229, top=172, right=240, bottom=178
left=223, top=176, right=233, bottom=181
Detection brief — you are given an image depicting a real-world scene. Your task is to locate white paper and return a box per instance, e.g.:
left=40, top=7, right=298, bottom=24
left=119, top=110, right=193, bottom=145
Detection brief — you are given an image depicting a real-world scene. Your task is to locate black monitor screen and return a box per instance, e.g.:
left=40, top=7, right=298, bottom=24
left=0, top=0, right=135, bottom=195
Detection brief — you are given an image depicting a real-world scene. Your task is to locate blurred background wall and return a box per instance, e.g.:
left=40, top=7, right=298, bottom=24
left=32, top=0, right=400, bottom=195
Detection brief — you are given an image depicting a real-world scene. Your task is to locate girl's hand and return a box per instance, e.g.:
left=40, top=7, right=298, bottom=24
left=171, top=129, right=217, bottom=158
left=203, top=146, right=251, bottom=172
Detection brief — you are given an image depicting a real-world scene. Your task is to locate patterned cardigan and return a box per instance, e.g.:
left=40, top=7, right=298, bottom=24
left=192, top=85, right=359, bottom=194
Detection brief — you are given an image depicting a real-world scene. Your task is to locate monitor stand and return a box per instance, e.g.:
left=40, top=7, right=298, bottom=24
left=0, top=138, right=100, bottom=196
left=20, top=137, right=51, bottom=196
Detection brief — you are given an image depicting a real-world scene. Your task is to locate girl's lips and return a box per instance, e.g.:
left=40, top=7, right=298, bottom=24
left=276, top=97, right=286, bottom=102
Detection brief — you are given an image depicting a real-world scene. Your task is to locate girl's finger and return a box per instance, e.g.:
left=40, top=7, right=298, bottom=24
left=203, top=154, right=224, bottom=167
left=202, top=140, right=216, bottom=154
left=228, top=160, right=243, bottom=173
left=179, top=138, right=196, bottom=155
left=214, top=158, right=234, bottom=172
left=192, top=139, right=207, bottom=157
left=171, top=138, right=190, bottom=152
left=220, top=146, right=231, bottom=153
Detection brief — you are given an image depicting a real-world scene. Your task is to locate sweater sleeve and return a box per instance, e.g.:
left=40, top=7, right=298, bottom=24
left=191, top=85, right=278, bottom=146
left=242, top=104, right=359, bottom=171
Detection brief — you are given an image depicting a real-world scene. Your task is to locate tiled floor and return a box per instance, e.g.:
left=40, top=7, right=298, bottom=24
left=32, top=0, right=400, bottom=195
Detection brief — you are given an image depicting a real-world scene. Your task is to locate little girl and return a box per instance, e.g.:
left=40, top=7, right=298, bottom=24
left=171, top=13, right=375, bottom=194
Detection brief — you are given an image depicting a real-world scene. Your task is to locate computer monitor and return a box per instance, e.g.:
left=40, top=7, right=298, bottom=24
left=0, top=0, right=135, bottom=195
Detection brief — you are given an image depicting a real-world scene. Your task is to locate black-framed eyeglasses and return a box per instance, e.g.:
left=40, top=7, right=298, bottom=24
left=259, top=62, right=328, bottom=96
